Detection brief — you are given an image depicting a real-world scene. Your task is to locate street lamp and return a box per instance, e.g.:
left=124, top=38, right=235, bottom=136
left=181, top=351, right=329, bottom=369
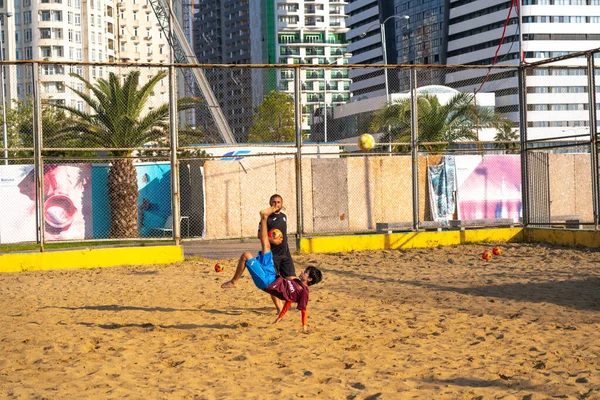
left=360, top=15, right=409, bottom=153
left=360, top=14, right=409, bottom=104
left=0, top=11, right=12, bottom=165
left=323, top=52, right=351, bottom=142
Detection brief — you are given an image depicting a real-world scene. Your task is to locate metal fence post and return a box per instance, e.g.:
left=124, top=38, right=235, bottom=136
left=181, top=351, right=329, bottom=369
left=518, top=64, right=529, bottom=228
left=586, top=52, right=599, bottom=230
left=294, top=65, right=304, bottom=246
left=169, top=65, right=181, bottom=244
left=32, top=62, right=45, bottom=250
left=410, top=66, right=419, bottom=230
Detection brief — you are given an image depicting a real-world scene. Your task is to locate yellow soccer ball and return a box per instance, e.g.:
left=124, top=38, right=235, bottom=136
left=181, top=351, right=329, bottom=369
left=357, top=133, right=375, bottom=151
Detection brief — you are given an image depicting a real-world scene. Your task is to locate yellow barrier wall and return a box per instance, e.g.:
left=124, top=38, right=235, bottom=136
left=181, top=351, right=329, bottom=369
left=525, top=228, right=600, bottom=248
left=0, top=245, right=183, bottom=273
left=299, top=228, right=524, bottom=253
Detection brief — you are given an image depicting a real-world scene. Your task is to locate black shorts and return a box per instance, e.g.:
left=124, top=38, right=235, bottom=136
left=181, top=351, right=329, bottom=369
left=274, top=255, right=295, bottom=278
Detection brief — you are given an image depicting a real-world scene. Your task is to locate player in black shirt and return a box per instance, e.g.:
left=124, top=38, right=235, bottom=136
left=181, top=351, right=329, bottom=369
left=258, top=194, right=296, bottom=313
left=259, top=194, right=295, bottom=278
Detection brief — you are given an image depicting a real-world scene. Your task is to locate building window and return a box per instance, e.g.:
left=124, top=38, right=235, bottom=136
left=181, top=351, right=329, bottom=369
left=40, top=28, right=51, bottom=39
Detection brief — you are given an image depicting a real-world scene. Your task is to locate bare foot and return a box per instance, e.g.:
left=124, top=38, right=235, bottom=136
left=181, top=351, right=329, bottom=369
left=221, top=280, right=237, bottom=289
left=260, top=206, right=277, bottom=218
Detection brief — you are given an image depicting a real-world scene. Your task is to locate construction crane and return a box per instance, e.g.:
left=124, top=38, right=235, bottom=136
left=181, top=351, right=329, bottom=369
left=148, top=0, right=236, bottom=144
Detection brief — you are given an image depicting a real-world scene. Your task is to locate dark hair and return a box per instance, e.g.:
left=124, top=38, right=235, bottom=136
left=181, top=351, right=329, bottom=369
left=306, top=266, right=322, bottom=286
left=269, top=194, right=282, bottom=203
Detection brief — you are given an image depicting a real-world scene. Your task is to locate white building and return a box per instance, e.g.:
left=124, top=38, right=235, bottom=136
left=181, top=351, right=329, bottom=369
left=446, top=0, right=600, bottom=141
left=1, top=0, right=170, bottom=109
left=275, top=0, right=351, bottom=131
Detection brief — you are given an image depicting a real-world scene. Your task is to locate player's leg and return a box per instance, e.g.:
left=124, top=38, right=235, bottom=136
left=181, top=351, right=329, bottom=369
left=246, top=251, right=277, bottom=290
left=278, top=256, right=296, bottom=280
left=259, top=206, right=276, bottom=254
left=221, top=251, right=252, bottom=289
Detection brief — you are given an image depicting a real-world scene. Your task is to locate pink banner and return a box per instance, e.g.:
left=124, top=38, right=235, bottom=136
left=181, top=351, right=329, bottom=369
left=455, top=155, right=522, bottom=222
left=0, top=164, right=93, bottom=243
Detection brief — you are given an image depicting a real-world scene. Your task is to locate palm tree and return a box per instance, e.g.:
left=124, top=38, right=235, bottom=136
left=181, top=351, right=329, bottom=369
left=51, top=70, right=202, bottom=238
left=493, top=118, right=520, bottom=153
left=370, top=92, right=495, bottom=153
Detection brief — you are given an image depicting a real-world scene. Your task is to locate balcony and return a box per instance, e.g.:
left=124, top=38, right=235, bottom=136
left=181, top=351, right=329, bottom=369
left=332, top=94, right=350, bottom=103
left=280, top=48, right=300, bottom=56
left=305, top=18, right=325, bottom=26
left=305, top=71, right=324, bottom=79
left=280, top=70, right=294, bottom=80
left=331, top=70, right=349, bottom=79
left=330, top=48, right=347, bottom=56
left=306, top=48, right=324, bottom=56
left=277, top=5, right=298, bottom=13
left=306, top=94, right=324, bottom=103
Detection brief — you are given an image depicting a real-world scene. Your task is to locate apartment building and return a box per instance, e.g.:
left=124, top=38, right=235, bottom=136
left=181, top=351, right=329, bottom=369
left=274, top=0, right=351, bottom=132
left=0, top=0, right=170, bottom=111
left=445, top=0, right=600, bottom=140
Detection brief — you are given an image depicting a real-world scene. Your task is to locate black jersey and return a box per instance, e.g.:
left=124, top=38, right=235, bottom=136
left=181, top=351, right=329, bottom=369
left=266, top=212, right=291, bottom=259
left=259, top=211, right=295, bottom=277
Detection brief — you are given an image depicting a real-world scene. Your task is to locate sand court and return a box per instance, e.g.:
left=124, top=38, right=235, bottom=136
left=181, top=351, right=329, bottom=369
left=0, top=243, right=599, bottom=399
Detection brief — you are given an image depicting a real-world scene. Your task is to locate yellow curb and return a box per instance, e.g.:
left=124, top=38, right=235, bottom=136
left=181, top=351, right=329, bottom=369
left=0, top=245, right=183, bottom=273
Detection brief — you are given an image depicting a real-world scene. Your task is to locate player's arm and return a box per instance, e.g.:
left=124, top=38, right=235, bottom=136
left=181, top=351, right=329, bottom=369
left=273, top=300, right=293, bottom=323
left=301, top=309, right=308, bottom=332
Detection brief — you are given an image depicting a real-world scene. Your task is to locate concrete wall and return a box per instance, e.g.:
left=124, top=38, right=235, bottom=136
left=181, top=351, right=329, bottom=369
left=202, top=155, right=414, bottom=239
left=548, top=153, right=593, bottom=222
left=203, top=155, right=298, bottom=239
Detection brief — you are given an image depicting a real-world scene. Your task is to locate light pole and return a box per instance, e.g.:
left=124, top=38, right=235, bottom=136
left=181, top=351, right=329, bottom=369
left=360, top=14, right=409, bottom=104
left=323, top=60, right=337, bottom=143
left=323, top=52, right=351, bottom=142
left=0, top=11, right=12, bottom=165
left=360, top=15, right=409, bottom=152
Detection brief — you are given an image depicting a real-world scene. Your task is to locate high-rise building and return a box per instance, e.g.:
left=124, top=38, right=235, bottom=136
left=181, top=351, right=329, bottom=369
left=273, top=0, right=351, bottom=132
left=194, top=0, right=268, bottom=141
left=345, top=0, right=385, bottom=100
left=445, top=0, right=600, bottom=140
left=345, top=0, right=446, bottom=100
left=0, top=0, right=171, bottom=109
left=394, top=0, right=445, bottom=66
left=194, top=0, right=351, bottom=138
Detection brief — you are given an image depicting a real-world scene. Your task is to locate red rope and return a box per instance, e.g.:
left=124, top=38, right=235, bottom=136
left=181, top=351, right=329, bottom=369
left=474, top=0, right=518, bottom=94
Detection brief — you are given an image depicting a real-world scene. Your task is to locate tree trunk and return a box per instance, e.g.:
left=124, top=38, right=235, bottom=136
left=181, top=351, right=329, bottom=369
left=108, top=158, right=139, bottom=238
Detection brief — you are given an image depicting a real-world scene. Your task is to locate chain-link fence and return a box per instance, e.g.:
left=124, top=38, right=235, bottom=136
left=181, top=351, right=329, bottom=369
left=1, top=52, right=599, bottom=248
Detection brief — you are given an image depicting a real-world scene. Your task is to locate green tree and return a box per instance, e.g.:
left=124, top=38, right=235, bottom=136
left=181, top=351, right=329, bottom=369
left=248, top=90, right=294, bottom=143
left=370, top=92, right=495, bottom=153
left=51, top=70, right=201, bottom=238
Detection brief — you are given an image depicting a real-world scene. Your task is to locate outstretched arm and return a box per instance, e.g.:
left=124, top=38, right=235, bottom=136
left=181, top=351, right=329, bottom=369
left=273, top=301, right=309, bottom=332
